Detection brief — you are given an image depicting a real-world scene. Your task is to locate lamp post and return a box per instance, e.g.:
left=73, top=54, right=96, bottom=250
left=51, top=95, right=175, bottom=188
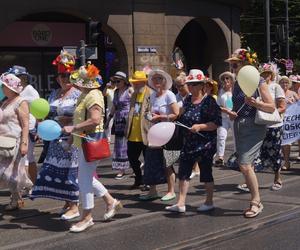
left=285, top=0, right=290, bottom=59
left=266, top=0, right=271, bottom=62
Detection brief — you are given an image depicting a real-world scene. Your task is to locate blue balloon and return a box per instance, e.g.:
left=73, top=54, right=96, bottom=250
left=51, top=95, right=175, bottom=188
left=0, top=83, right=5, bottom=101
left=37, top=120, right=61, bottom=141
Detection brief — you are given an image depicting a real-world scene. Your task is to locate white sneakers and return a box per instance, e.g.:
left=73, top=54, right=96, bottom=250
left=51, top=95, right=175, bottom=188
left=69, top=218, right=94, bottom=233
left=189, top=171, right=200, bottom=179
left=103, top=199, right=123, bottom=221
left=165, top=205, right=186, bottom=213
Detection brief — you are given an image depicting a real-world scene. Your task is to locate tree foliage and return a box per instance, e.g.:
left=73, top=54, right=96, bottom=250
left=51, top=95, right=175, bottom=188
left=241, top=0, right=300, bottom=72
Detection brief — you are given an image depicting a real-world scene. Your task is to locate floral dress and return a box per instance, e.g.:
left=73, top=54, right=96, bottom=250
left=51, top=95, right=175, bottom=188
left=31, top=88, right=81, bottom=202
left=112, top=88, right=131, bottom=170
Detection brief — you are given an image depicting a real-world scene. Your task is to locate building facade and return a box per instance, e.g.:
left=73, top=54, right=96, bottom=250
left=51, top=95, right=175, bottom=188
left=0, top=0, right=247, bottom=96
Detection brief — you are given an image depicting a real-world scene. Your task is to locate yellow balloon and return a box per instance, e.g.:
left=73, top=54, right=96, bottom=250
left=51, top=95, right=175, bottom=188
left=237, top=65, right=260, bottom=97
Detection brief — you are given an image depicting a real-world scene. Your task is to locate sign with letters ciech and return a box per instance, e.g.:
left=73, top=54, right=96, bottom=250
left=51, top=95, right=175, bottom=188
left=282, top=101, right=300, bottom=145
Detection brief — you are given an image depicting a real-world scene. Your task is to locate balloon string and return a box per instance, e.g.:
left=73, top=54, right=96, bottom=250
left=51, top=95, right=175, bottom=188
left=174, top=121, right=206, bottom=138
left=60, top=133, right=97, bottom=141
left=236, top=103, right=246, bottom=114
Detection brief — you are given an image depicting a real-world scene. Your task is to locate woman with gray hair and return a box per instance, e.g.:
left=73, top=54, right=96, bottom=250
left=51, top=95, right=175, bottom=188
left=140, top=69, right=179, bottom=202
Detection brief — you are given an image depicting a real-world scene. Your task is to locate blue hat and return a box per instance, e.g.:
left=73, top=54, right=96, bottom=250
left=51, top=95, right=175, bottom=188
left=7, top=65, right=30, bottom=76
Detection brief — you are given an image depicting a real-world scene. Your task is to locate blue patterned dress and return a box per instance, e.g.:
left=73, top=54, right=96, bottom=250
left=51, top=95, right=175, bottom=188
left=31, top=88, right=81, bottom=202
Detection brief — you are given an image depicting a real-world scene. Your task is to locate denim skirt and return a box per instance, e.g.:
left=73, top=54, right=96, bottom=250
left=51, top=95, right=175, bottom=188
left=234, top=117, right=266, bottom=165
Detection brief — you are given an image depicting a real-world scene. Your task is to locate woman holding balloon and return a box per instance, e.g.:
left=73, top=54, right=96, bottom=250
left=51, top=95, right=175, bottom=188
left=63, top=63, right=122, bottom=233
left=0, top=73, right=32, bottom=210
left=227, top=48, right=275, bottom=218
left=31, top=51, right=82, bottom=220
left=165, top=69, right=221, bottom=213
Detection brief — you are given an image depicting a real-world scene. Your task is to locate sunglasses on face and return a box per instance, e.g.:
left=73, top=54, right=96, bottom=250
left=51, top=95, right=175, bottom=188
left=224, top=77, right=231, bottom=80
left=112, top=80, right=122, bottom=84
left=152, top=76, right=164, bottom=82
left=187, top=82, right=201, bottom=87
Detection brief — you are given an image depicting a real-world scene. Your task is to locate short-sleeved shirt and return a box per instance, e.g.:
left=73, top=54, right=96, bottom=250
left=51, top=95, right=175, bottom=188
left=217, top=90, right=233, bottom=119
left=176, top=93, right=190, bottom=108
left=128, top=88, right=146, bottom=142
left=150, top=90, right=177, bottom=115
left=73, top=89, right=105, bottom=148
left=179, top=95, right=222, bottom=160
left=268, top=82, right=285, bottom=128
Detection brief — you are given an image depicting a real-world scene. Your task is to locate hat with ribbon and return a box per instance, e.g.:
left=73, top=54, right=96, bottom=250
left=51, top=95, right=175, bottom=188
left=70, top=63, right=103, bottom=89
left=0, top=73, right=23, bottom=94
left=52, top=50, right=76, bottom=74
left=110, top=71, right=129, bottom=85
left=185, top=69, right=207, bottom=84
left=129, top=71, right=148, bottom=83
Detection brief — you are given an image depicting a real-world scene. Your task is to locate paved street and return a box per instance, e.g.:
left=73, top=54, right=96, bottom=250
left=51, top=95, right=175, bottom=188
left=0, top=137, right=300, bottom=250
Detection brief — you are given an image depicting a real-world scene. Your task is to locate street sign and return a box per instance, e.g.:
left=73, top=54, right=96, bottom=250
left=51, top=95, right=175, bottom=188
left=137, top=46, right=157, bottom=53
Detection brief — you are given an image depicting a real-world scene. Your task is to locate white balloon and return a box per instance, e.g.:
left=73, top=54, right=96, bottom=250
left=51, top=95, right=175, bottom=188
left=237, top=65, right=260, bottom=97
left=147, top=122, right=175, bottom=147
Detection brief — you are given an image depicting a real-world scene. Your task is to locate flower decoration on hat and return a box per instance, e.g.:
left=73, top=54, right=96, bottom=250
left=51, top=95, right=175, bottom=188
left=289, top=74, right=300, bottom=83
left=52, top=50, right=76, bottom=74
left=70, top=62, right=102, bottom=89
left=0, top=73, right=23, bottom=93
left=186, top=69, right=207, bottom=83
left=236, top=48, right=258, bottom=66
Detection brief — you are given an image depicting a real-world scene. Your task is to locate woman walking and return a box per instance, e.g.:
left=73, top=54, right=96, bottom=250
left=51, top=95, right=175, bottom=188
left=105, top=71, right=132, bottom=179
left=166, top=69, right=221, bottom=213
left=31, top=51, right=81, bottom=220
left=0, top=73, right=32, bottom=210
left=64, top=63, right=122, bottom=233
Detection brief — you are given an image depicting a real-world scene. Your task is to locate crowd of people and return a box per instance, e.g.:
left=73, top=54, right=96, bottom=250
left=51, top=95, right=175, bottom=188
left=0, top=48, right=299, bottom=232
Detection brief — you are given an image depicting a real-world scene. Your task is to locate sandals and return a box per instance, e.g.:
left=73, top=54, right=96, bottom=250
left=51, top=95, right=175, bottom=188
left=281, top=162, right=291, bottom=171
left=244, top=201, right=263, bottom=218
left=271, top=181, right=282, bottom=191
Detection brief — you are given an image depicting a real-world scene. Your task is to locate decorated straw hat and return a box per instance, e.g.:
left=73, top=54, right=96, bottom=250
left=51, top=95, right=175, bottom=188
left=185, top=69, right=207, bottom=84
left=129, top=71, right=148, bottom=83
left=289, top=74, right=300, bottom=84
left=52, top=50, right=76, bottom=74
left=219, top=71, right=235, bottom=83
left=259, top=62, right=278, bottom=80
left=70, top=63, right=103, bottom=89
left=226, top=48, right=258, bottom=66
left=0, top=73, right=23, bottom=94
left=148, top=69, right=173, bottom=90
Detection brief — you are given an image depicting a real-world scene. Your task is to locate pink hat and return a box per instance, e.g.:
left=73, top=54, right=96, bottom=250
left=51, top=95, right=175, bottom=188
left=0, top=73, right=23, bottom=94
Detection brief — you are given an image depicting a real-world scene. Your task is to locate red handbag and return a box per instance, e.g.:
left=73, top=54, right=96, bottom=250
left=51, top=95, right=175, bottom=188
left=82, top=132, right=111, bottom=162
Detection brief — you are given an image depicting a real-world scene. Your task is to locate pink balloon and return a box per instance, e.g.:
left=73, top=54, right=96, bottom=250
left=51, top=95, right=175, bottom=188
left=147, top=122, right=175, bottom=147
left=0, top=108, right=3, bottom=122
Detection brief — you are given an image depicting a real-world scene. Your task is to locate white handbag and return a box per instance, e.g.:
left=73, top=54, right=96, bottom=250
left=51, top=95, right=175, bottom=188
left=0, top=136, right=17, bottom=158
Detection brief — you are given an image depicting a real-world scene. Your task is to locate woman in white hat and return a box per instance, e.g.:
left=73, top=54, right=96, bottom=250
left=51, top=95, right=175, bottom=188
left=279, top=76, right=299, bottom=170
left=215, top=71, right=235, bottom=167
left=140, top=69, right=179, bottom=202
left=166, top=69, right=221, bottom=213
left=0, top=73, right=32, bottom=210
left=226, top=48, right=275, bottom=218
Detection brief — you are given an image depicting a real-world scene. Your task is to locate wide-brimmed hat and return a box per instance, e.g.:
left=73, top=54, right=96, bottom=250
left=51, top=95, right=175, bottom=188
left=279, top=76, right=292, bottom=88
left=219, top=71, right=235, bottom=83
left=53, top=50, right=76, bottom=74
left=0, top=73, right=23, bottom=94
left=289, top=74, right=300, bottom=84
left=226, top=48, right=258, bottom=66
left=7, top=65, right=32, bottom=83
left=259, top=62, right=277, bottom=79
left=148, top=69, right=173, bottom=90
left=129, top=71, right=148, bottom=83
left=185, top=69, right=207, bottom=84
left=70, top=64, right=103, bottom=89
left=110, top=71, right=129, bottom=85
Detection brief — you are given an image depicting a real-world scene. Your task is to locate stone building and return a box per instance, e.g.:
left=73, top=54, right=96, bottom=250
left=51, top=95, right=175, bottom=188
left=0, top=0, right=247, bottom=96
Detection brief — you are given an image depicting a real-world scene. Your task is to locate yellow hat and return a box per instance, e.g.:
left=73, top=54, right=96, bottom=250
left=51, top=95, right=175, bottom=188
left=129, top=71, right=148, bottom=83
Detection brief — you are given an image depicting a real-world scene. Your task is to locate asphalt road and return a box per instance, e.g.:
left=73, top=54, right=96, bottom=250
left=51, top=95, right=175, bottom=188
left=0, top=137, right=299, bottom=250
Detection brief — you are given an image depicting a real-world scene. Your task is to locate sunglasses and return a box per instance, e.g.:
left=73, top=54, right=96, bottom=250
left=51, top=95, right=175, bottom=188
left=112, top=80, right=122, bottom=84
left=152, top=76, right=164, bottom=82
left=187, top=82, right=201, bottom=86
left=224, top=77, right=231, bottom=80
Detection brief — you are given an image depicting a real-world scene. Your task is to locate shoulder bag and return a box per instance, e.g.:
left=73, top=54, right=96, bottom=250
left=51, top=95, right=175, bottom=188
left=0, top=136, right=17, bottom=158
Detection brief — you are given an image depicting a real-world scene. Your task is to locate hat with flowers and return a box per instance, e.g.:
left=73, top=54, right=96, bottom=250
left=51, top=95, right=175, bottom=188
left=289, top=74, right=300, bottom=84
left=185, top=69, right=207, bottom=83
left=52, top=50, right=76, bottom=74
left=0, top=73, right=23, bottom=94
left=226, top=47, right=258, bottom=66
left=70, top=63, right=103, bottom=89
left=259, top=62, right=278, bottom=80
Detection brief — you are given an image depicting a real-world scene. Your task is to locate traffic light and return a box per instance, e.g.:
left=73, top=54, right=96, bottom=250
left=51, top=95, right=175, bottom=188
left=87, top=19, right=102, bottom=45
